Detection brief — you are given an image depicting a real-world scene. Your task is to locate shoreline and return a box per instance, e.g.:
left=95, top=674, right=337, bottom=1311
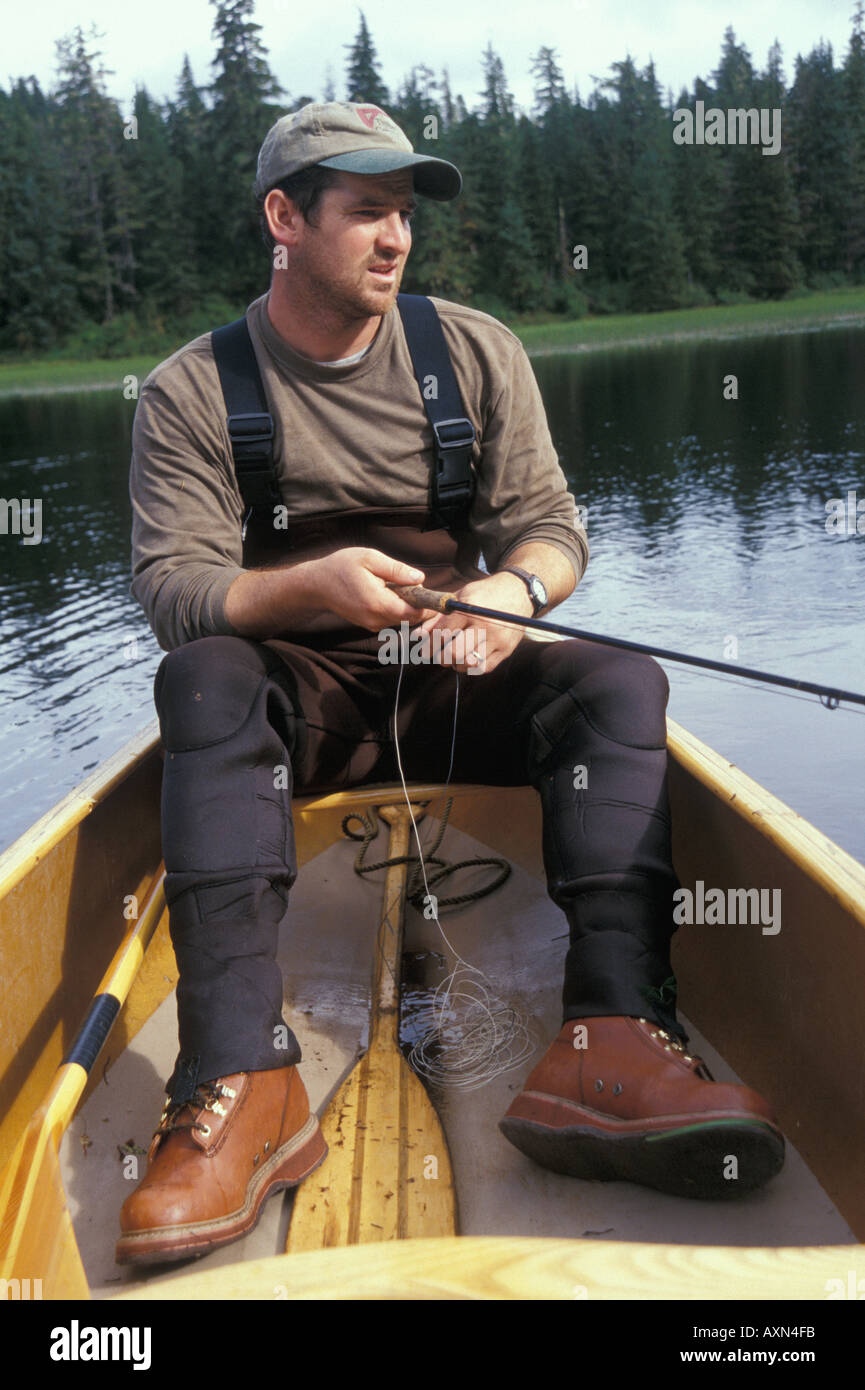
left=522, top=308, right=865, bottom=357
left=1, top=288, right=864, bottom=398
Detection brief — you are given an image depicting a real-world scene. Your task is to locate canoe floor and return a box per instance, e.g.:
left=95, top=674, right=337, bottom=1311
left=58, top=813, right=857, bottom=1301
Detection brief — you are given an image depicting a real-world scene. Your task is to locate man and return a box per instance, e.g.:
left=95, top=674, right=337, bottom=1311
left=119, top=102, right=784, bottom=1265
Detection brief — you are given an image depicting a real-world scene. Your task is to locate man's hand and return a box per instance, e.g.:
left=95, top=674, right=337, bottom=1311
left=224, top=546, right=429, bottom=639
left=416, top=570, right=534, bottom=676
left=309, top=547, right=430, bottom=631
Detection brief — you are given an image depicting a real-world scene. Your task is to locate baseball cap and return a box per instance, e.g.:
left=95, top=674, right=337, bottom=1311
left=255, top=101, right=462, bottom=201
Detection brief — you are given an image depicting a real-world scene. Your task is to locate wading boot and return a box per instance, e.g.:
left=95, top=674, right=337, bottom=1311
left=499, top=1016, right=784, bottom=1200
left=116, top=1066, right=327, bottom=1265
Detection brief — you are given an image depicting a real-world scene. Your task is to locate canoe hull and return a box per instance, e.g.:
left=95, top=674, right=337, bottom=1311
left=2, top=714, right=865, bottom=1297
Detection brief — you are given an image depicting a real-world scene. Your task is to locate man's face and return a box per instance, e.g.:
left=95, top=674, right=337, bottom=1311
left=288, top=169, right=416, bottom=320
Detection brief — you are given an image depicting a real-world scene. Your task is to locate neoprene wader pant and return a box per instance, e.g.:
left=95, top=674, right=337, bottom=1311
left=155, top=627, right=684, bottom=1104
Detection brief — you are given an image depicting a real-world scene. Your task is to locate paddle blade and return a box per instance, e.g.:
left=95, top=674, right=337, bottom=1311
left=287, top=1045, right=456, bottom=1252
left=0, top=1071, right=90, bottom=1299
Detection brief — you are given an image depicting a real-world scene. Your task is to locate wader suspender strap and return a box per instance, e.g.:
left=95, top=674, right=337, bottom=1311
left=210, top=298, right=476, bottom=534
left=211, top=319, right=279, bottom=535
left=396, top=293, right=476, bottom=531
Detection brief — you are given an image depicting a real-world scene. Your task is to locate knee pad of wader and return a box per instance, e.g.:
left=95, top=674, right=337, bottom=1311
left=155, top=636, right=278, bottom=752
left=528, top=649, right=670, bottom=776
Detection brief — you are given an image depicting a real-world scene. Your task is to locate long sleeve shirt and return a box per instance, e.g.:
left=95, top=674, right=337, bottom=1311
left=130, top=292, right=589, bottom=650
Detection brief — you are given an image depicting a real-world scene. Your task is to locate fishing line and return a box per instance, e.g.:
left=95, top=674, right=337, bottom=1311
left=389, top=659, right=536, bottom=1092
left=388, top=583, right=865, bottom=713
left=666, top=662, right=865, bottom=716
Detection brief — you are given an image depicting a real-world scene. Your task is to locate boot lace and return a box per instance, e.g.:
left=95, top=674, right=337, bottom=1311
left=638, top=1019, right=715, bottom=1080
left=156, top=1080, right=237, bottom=1139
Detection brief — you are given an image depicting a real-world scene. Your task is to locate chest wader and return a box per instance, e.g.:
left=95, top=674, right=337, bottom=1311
left=211, top=293, right=480, bottom=580
left=160, top=295, right=684, bottom=1104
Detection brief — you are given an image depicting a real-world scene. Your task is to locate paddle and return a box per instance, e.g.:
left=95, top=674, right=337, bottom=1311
left=0, top=867, right=166, bottom=1297
left=387, top=582, right=865, bottom=710
left=287, top=801, right=457, bottom=1251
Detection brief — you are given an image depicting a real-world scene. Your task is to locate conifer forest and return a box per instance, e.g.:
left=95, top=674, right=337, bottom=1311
left=2, top=2, right=864, bottom=354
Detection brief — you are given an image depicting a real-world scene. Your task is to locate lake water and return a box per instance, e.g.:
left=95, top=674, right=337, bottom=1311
left=1, top=324, right=863, bottom=866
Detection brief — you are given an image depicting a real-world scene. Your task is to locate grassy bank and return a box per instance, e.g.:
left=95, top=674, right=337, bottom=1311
left=0, top=356, right=168, bottom=397
left=513, top=285, right=865, bottom=355
left=1, top=286, right=864, bottom=397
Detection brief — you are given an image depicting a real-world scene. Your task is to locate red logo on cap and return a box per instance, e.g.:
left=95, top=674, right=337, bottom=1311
left=357, top=105, right=384, bottom=129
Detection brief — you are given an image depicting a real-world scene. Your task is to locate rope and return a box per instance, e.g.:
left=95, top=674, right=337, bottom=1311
left=341, top=800, right=512, bottom=912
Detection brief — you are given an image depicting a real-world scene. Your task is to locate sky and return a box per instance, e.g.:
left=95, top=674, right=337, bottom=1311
left=3, top=0, right=859, bottom=113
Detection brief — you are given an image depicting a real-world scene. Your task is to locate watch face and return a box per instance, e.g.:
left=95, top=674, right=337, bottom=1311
left=530, top=576, right=548, bottom=606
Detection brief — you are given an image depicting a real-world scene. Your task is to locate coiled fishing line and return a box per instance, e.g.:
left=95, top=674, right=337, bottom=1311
left=390, top=658, right=536, bottom=1092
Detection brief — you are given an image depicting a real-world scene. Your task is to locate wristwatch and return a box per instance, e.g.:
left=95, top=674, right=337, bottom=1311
left=499, top=566, right=548, bottom=616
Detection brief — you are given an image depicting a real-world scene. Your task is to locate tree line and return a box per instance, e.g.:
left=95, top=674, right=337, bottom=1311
left=1, top=1, right=864, bottom=356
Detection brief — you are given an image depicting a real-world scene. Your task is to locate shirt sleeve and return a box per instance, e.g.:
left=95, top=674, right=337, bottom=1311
left=129, top=354, right=246, bottom=651
left=471, top=339, right=589, bottom=583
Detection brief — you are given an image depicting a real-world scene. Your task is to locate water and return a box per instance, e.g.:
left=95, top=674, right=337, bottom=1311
left=0, top=324, right=863, bottom=865
left=0, top=391, right=163, bottom=851
left=534, top=326, right=865, bottom=860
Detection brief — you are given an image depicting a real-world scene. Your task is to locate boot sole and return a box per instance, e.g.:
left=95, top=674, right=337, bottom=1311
left=500, top=1096, right=785, bottom=1200
left=115, top=1114, right=328, bottom=1266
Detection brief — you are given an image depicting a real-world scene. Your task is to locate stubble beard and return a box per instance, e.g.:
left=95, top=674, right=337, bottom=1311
left=298, top=241, right=405, bottom=329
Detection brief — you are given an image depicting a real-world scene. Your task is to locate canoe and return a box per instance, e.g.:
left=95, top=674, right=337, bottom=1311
left=2, top=701, right=865, bottom=1301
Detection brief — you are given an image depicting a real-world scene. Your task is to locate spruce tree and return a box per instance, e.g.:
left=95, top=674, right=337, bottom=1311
left=670, top=77, right=727, bottom=299
left=736, top=42, right=802, bottom=298
left=52, top=26, right=134, bottom=324
left=124, top=86, right=199, bottom=312
left=205, top=0, right=284, bottom=299
left=841, top=1, right=865, bottom=275
left=530, top=48, right=592, bottom=306
left=531, top=46, right=567, bottom=117
left=787, top=43, right=846, bottom=281
left=466, top=47, right=540, bottom=309
left=598, top=57, right=690, bottom=311
left=711, top=27, right=761, bottom=293
left=0, top=80, right=77, bottom=349
left=345, top=13, right=390, bottom=107
left=166, top=56, right=210, bottom=291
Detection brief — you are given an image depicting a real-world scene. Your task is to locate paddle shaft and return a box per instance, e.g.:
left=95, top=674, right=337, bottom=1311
left=388, top=583, right=865, bottom=710
left=371, top=804, right=414, bottom=1046
left=0, top=866, right=166, bottom=1289
left=286, top=801, right=457, bottom=1250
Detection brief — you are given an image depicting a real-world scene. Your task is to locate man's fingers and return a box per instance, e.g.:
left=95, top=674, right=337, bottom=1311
left=420, top=611, right=473, bottom=634
left=364, top=550, right=425, bottom=585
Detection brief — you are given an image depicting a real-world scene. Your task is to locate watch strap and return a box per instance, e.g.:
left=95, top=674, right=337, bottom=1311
left=499, top=565, right=546, bottom=615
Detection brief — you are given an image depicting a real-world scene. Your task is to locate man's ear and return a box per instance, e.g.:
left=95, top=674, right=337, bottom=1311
left=264, top=189, right=304, bottom=250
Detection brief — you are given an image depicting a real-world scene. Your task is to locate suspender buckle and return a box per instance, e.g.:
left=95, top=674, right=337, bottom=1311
left=432, top=416, right=476, bottom=507
left=433, top=417, right=475, bottom=452
left=226, top=412, right=274, bottom=462
left=226, top=412, right=279, bottom=524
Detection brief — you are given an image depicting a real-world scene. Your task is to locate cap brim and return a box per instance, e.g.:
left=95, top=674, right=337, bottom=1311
left=318, top=148, right=461, bottom=201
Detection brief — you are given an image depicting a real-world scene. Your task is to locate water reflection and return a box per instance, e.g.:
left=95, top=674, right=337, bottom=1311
left=0, top=391, right=162, bottom=851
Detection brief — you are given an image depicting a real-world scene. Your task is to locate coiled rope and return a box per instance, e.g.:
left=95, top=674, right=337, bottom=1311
left=341, top=799, right=512, bottom=912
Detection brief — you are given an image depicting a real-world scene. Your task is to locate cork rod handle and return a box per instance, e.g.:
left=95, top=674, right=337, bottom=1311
left=385, top=582, right=453, bottom=613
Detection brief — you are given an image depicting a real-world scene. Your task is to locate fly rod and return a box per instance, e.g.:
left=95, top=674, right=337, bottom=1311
left=386, top=582, right=865, bottom=711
